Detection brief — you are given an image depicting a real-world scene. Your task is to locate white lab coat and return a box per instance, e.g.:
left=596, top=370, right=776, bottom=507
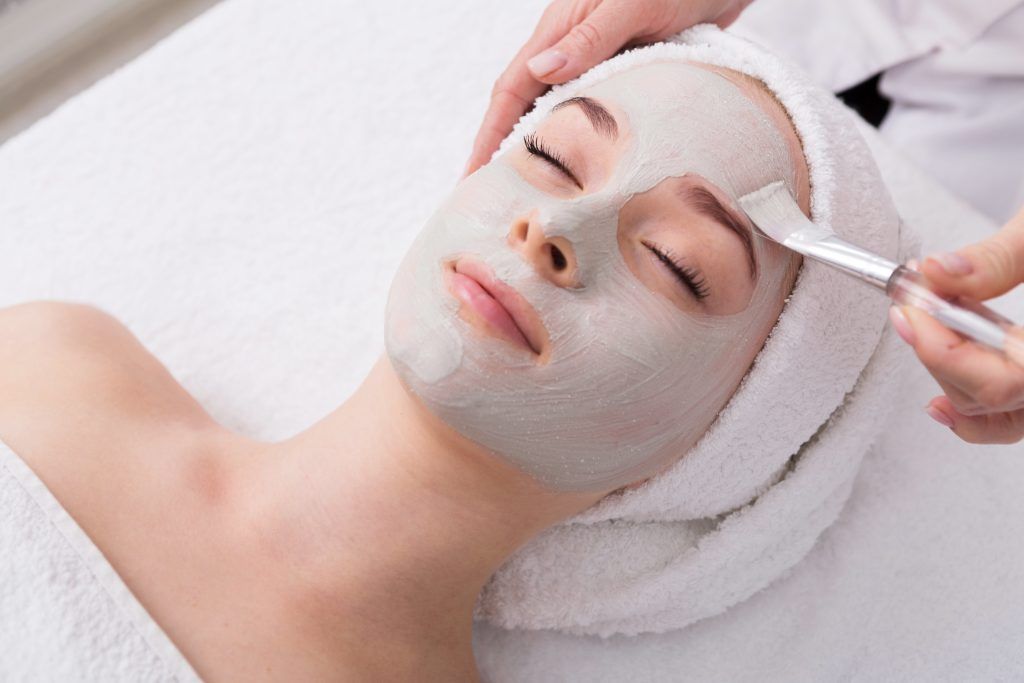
left=733, top=0, right=1024, bottom=224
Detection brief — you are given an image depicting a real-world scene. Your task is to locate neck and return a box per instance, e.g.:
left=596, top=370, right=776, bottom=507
left=235, top=354, right=604, bottom=678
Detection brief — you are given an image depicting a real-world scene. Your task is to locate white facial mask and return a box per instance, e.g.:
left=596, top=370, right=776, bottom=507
left=385, top=61, right=799, bottom=492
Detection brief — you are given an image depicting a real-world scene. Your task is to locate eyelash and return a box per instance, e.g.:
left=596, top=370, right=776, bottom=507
left=523, top=133, right=578, bottom=185
left=644, top=241, right=710, bottom=300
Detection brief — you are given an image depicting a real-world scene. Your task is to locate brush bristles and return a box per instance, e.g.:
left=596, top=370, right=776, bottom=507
left=738, top=181, right=813, bottom=243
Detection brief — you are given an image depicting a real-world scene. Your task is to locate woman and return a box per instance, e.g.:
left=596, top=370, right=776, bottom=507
left=0, top=53, right=811, bottom=682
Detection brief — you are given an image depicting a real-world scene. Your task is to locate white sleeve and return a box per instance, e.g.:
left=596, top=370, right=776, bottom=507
left=730, top=0, right=1024, bottom=91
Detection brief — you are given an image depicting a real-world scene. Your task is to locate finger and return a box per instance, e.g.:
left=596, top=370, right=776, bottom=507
left=926, top=395, right=1024, bottom=444
left=920, top=204, right=1024, bottom=300
left=527, top=0, right=655, bottom=84
left=932, top=376, right=989, bottom=416
left=462, top=3, right=584, bottom=178
left=463, top=80, right=546, bottom=178
left=892, top=306, right=988, bottom=413
left=714, top=0, right=756, bottom=27
left=901, top=305, right=1024, bottom=413
left=933, top=374, right=1024, bottom=416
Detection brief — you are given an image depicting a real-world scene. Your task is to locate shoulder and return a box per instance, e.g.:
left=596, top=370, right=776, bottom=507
left=0, top=298, right=118, bottom=338
left=0, top=301, right=128, bottom=408
left=0, top=301, right=215, bottom=464
left=0, top=300, right=131, bottom=362
left=0, top=303, right=236, bottom=581
left=0, top=299, right=142, bottom=357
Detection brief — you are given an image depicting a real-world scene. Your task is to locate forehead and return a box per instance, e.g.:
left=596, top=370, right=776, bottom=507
left=580, top=60, right=757, bottom=112
left=571, top=60, right=796, bottom=202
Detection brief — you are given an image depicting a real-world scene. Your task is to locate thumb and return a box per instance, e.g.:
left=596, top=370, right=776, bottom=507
left=921, top=204, right=1024, bottom=301
left=527, top=0, right=643, bottom=84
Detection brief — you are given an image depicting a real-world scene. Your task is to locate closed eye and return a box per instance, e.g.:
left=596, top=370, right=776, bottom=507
left=643, top=240, right=710, bottom=301
left=523, top=133, right=584, bottom=190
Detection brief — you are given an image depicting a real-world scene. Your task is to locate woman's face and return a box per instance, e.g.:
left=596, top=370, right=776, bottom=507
left=385, top=60, right=811, bottom=493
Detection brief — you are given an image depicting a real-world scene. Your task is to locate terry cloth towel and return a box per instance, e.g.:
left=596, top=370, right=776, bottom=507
left=472, top=24, right=917, bottom=637
left=0, top=439, right=201, bottom=681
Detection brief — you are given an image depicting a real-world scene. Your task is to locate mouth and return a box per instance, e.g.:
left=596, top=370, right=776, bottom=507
left=443, top=257, right=549, bottom=360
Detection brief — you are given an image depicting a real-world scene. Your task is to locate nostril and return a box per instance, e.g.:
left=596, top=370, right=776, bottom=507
left=548, top=244, right=568, bottom=271
left=510, top=220, right=529, bottom=244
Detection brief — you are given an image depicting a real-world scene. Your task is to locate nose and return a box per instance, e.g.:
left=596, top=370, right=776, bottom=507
left=507, top=212, right=579, bottom=288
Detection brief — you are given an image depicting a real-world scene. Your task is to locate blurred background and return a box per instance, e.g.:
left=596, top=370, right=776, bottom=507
left=0, top=0, right=221, bottom=143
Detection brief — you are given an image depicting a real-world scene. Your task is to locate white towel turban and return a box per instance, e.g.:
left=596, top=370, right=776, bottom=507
left=473, top=25, right=918, bottom=637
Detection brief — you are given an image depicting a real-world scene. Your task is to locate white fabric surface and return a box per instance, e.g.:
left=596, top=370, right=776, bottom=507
left=1, top=1, right=1023, bottom=680
left=0, top=440, right=200, bottom=681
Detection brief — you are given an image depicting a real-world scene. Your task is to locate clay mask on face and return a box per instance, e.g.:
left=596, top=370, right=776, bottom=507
left=385, top=61, right=800, bottom=492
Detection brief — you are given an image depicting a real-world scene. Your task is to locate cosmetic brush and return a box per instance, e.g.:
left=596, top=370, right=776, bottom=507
left=738, top=181, right=1022, bottom=364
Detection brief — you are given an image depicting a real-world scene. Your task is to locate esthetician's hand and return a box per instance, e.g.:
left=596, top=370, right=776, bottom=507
left=461, top=0, right=754, bottom=179
left=890, top=205, right=1024, bottom=444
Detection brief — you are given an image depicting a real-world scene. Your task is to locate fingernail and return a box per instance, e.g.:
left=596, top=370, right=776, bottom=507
left=888, top=306, right=916, bottom=345
left=926, top=404, right=955, bottom=428
left=527, top=49, right=568, bottom=77
left=461, top=160, right=472, bottom=178
left=906, top=258, right=920, bottom=271
left=930, top=252, right=973, bottom=276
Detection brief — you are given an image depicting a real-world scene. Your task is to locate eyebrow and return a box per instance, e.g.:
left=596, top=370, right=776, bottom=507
left=677, top=185, right=758, bottom=280
left=551, top=96, right=619, bottom=141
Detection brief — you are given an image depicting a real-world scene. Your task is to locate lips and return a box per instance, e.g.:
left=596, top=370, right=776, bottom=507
left=444, top=257, right=548, bottom=358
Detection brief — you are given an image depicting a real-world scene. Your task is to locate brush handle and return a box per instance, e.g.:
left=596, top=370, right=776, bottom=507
left=887, top=265, right=1023, bottom=365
